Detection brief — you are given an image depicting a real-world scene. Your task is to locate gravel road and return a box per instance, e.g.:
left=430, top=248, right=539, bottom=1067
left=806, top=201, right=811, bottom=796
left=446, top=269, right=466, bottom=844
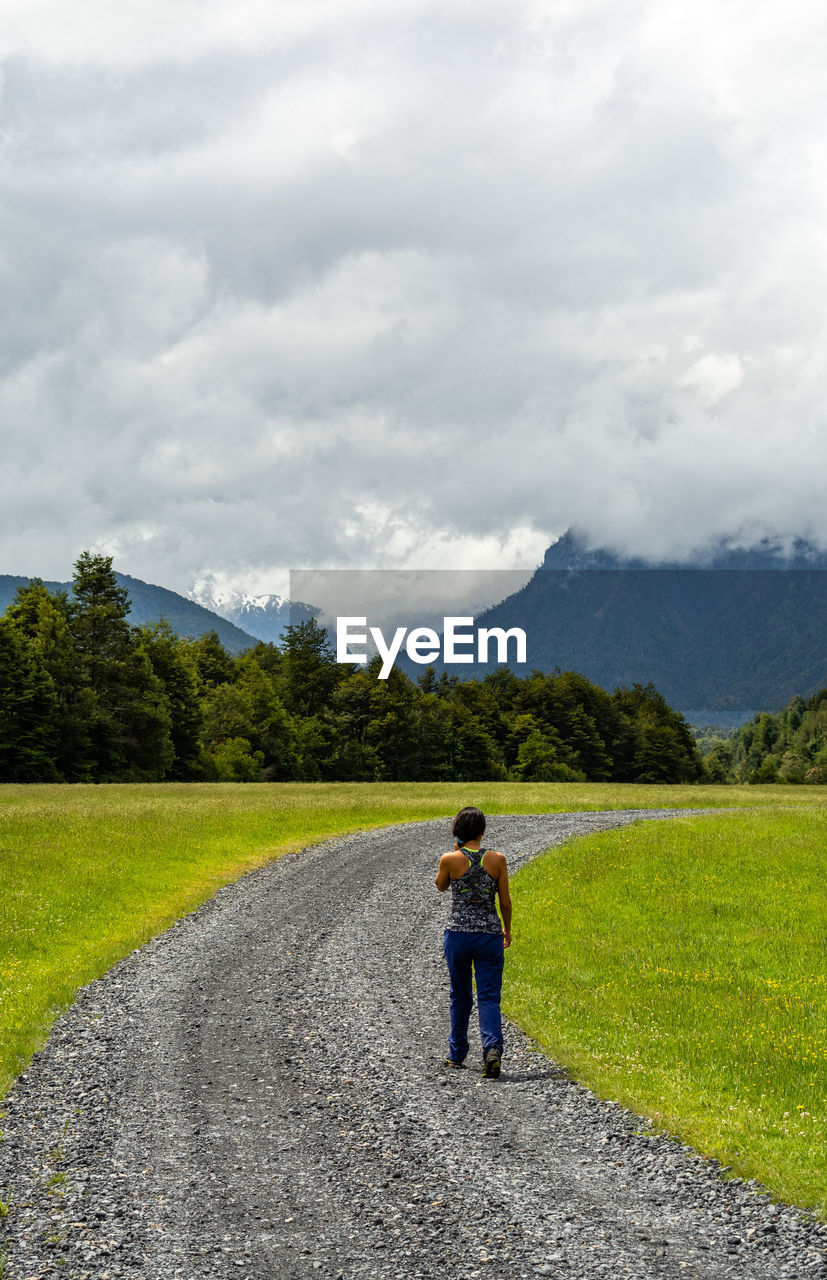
left=2, top=810, right=826, bottom=1280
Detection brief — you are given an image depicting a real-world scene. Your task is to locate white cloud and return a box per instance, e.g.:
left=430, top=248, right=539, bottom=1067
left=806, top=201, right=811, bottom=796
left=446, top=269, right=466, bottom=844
left=0, top=0, right=399, bottom=67
left=2, top=0, right=827, bottom=593
left=676, top=353, right=744, bottom=404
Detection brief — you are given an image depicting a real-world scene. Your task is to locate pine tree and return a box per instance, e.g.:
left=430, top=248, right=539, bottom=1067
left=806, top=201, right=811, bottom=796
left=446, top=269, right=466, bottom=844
left=139, top=621, right=203, bottom=779
left=68, top=552, right=173, bottom=780
left=612, top=683, right=703, bottom=783
left=6, top=579, right=94, bottom=780
left=188, top=630, right=236, bottom=691
left=0, top=617, right=60, bottom=781
left=278, top=619, right=340, bottom=717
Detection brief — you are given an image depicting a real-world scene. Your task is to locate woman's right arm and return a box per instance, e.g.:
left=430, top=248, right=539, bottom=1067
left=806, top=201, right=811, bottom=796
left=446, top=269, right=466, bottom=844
left=435, top=853, right=453, bottom=891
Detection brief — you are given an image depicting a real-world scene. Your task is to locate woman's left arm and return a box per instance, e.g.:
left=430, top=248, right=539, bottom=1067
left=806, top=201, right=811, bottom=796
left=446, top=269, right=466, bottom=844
left=497, top=857, right=513, bottom=947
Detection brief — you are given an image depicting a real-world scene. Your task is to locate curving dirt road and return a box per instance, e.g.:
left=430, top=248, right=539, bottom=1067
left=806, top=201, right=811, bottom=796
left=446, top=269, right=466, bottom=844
left=2, top=811, right=825, bottom=1280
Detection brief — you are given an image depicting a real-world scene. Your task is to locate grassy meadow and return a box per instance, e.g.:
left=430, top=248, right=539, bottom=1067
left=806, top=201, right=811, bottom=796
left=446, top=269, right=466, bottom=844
left=504, top=806, right=827, bottom=1214
left=1, top=780, right=825, bottom=1213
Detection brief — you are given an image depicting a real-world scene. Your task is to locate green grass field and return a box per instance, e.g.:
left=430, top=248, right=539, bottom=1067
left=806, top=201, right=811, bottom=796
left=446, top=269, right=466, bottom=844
left=1, top=780, right=825, bottom=1214
left=504, top=806, right=827, bottom=1214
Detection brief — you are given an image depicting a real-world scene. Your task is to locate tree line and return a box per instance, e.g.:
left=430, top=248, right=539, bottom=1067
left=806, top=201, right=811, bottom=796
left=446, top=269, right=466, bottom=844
left=0, top=553, right=704, bottom=785
left=698, top=691, right=827, bottom=784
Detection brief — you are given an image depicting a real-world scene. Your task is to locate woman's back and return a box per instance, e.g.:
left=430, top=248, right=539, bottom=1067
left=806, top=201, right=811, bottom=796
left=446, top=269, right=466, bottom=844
left=445, top=846, right=502, bottom=934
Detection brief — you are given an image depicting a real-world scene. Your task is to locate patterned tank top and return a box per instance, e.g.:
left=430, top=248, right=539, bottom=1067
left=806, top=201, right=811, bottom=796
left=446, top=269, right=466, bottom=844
left=445, top=846, right=502, bottom=934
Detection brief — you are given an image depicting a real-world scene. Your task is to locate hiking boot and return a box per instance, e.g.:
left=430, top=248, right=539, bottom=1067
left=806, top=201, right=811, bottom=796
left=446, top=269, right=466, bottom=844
left=482, top=1046, right=501, bottom=1079
left=443, top=1057, right=465, bottom=1069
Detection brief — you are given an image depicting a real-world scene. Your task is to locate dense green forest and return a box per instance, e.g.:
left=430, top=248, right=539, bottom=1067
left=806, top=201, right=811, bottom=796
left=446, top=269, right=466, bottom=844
left=698, top=691, right=827, bottom=784
left=0, top=553, right=705, bottom=785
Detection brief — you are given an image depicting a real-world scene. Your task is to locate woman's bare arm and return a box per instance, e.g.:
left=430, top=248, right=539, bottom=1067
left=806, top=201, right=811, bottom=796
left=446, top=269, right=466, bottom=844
left=435, top=853, right=453, bottom=891
left=497, top=857, right=512, bottom=947
left=434, top=850, right=468, bottom=891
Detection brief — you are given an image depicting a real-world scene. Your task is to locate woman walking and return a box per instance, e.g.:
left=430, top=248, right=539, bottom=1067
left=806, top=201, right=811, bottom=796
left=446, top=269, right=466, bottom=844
left=435, top=806, right=512, bottom=1078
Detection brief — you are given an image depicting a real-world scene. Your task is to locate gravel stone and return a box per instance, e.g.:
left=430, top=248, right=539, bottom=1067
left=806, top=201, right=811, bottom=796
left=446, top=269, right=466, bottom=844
left=1, top=810, right=825, bottom=1280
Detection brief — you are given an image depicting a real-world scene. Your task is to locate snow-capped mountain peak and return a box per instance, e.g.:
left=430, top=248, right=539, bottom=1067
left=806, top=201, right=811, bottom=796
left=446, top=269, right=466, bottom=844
left=187, top=585, right=315, bottom=644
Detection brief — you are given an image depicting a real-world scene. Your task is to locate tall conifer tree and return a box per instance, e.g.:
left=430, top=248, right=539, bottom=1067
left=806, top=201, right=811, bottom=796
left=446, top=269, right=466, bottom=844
left=68, top=552, right=173, bottom=780
left=6, top=578, right=94, bottom=779
left=0, top=617, right=60, bottom=781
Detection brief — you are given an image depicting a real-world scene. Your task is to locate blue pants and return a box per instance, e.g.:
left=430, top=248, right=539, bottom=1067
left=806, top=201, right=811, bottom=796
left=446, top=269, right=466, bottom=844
left=443, top=930, right=505, bottom=1063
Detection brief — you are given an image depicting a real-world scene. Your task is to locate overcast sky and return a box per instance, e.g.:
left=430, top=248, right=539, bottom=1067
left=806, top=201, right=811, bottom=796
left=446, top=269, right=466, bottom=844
left=3, top=0, right=827, bottom=599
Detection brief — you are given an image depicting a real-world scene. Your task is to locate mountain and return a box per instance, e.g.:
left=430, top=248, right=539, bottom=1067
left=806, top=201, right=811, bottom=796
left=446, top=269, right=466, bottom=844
left=189, top=591, right=319, bottom=643
left=0, top=572, right=258, bottom=655
left=541, top=529, right=827, bottom=571
left=458, top=532, right=827, bottom=723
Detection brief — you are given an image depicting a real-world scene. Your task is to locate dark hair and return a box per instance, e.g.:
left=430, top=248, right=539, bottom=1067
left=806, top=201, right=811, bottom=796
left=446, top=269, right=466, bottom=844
left=452, top=806, right=486, bottom=843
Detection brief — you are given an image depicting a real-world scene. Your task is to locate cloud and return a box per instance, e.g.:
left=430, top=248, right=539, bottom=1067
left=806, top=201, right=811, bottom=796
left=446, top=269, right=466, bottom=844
left=676, top=353, right=744, bottom=405
left=2, top=0, right=827, bottom=593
